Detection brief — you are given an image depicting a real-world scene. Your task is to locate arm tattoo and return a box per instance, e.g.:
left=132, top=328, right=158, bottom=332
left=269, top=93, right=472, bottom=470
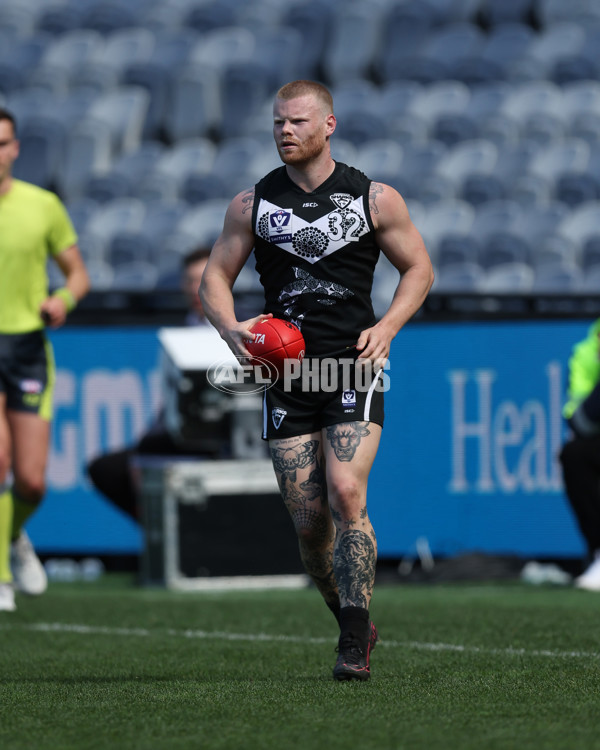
left=240, top=188, right=255, bottom=214
left=326, top=422, right=370, bottom=462
left=369, top=182, right=384, bottom=216
left=334, top=529, right=376, bottom=608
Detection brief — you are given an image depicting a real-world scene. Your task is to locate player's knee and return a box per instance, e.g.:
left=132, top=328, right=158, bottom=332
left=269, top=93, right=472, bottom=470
left=0, top=451, right=10, bottom=484
left=329, top=479, right=362, bottom=514
left=291, top=508, right=331, bottom=548
left=14, top=476, right=45, bottom=504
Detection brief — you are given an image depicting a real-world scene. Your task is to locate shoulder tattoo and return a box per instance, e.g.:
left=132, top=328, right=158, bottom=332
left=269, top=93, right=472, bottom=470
left=369, top=182, right=384, bottom=215
left=241, top=188, right=255, bottom=215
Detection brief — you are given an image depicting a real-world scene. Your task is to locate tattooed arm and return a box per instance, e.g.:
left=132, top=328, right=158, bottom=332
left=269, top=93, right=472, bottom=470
left=199, top=187, right=272, bottom=358
left=356, top=181, right=434, bottom=366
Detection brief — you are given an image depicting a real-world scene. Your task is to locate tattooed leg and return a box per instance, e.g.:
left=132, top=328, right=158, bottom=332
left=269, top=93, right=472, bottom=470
left=324, top=421, right=381, bottom=608
left=269, top=434, right=338, bottom=607
left=334, top=529, right=376, bottom=609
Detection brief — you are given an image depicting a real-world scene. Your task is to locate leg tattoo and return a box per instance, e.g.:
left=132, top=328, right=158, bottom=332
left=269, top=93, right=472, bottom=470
left=271, top=439, right=338, bottom=607
left=326, top=423, right=371, bottom=462
left=334, top=529, right=376, bottom=609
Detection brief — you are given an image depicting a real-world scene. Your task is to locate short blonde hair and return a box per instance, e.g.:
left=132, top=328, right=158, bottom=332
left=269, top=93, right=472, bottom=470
left=275, top=80, right=334, bottom=114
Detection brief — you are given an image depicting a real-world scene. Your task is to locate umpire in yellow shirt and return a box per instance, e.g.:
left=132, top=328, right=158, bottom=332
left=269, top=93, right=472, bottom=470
left=0, top=107, right=90, bottom=611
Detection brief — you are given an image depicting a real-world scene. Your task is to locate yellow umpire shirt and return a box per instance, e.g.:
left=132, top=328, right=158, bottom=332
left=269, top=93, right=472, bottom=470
left=0, top=179, right=78, bottom=334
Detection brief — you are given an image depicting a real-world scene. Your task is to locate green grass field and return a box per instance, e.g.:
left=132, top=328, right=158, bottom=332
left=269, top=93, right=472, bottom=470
left=2, top=575, right=600, bottom=750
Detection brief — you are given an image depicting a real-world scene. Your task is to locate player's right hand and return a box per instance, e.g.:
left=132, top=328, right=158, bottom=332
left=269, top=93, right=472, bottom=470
left=227, top=313, right=273, bottom=359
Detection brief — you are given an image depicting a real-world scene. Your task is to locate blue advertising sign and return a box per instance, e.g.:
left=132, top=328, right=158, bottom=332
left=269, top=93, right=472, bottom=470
left=29, top=320, right=593, bottom=559
left=370, top=319, right=589, bottom=559
left=29, top=328, right=160, bottom=553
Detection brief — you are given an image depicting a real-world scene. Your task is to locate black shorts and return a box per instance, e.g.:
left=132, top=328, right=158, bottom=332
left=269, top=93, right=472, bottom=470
left=262, top=351, right=386, bottom=440
left=0, top=330, right=55, bottom=419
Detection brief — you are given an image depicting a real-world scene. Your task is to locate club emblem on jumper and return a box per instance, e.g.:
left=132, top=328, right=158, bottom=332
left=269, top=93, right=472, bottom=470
left=330, top=193, right=354, bottom=210
left=268, top=209, right=292, bottom=243
left=272, top=407, right=287, bottom=429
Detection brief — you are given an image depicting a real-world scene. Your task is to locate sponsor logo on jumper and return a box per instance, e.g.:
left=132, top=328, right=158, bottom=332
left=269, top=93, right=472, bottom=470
left=272, top=407, right=287, bottom=429
left=207, top=356, right=278, bottom=394
left=303, top=202, right=318, bottom=208
left=268, top=209, right=292, bottom=243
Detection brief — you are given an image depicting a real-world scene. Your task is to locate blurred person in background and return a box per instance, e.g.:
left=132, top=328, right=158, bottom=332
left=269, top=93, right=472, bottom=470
left=0, top=107, right=91, bottom=612
left=559, top=319, right=600, bottom=591
left=86, top=247, right=212, bottom=522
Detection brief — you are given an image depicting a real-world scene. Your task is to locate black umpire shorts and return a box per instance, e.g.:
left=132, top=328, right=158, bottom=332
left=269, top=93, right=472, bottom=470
left=0, top=330, right=55, bottom=419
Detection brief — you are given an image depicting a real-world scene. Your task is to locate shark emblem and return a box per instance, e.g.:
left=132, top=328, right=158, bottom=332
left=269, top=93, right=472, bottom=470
left=278, top=267, right=354, bottom=329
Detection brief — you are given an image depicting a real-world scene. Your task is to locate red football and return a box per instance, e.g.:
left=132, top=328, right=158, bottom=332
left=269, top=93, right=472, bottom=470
left=246, top=318, right=305, bottom=376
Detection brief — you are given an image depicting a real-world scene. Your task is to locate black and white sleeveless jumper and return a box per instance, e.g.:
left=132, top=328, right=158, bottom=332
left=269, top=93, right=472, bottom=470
left=251, top=162, right=381, bottom=357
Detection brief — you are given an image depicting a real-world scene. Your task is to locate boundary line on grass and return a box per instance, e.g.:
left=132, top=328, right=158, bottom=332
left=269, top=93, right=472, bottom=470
left=1, top=621, right=599, bottom=660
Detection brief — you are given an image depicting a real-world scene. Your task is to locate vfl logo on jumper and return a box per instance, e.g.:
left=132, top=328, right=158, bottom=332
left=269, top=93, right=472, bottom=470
left=268, top=209, right=292, bottom=243
left=342, top=389, right=357, bottom=408
left=272, top=407, right=287, bottom=430
left=278, top=267, right=354, bottom=330
left=257, top=198, right=368, bottom=263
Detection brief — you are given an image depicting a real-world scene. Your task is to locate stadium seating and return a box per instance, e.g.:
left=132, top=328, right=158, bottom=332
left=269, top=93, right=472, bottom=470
left=433, top=261, right=486, bottom=291
left=437, top=234, right=480, bottom=268
left=2, top=0, right=599, bottom=294
left=55, top=118, right=113, bottom=201
left=219, top=61, right=274, bottom=140
left=11, top=114, right=67, bottom=189
left=532, top=261, right=584, bottom=291
left=281, top=0, right=334, bottom=81
left=321, top=3, right=385, bottom=85
left=478, top=261, right=535, bottom=292
left=110, top=260, right=159, bottom=291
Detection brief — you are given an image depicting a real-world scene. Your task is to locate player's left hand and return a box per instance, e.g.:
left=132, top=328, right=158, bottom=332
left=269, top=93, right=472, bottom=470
left=39, top=296, right=68, bottom=328
left=356, top=323, right=393, bottom=371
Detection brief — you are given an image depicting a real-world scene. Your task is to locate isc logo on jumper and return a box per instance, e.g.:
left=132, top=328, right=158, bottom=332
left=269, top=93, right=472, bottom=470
left=269, top=209, right=292, bottom=243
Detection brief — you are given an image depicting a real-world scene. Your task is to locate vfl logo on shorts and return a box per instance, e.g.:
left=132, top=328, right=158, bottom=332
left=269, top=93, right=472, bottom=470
left=20, top=379, right=43, bottom=394
left=20, top=379, right=43, bottom=408
left=342, top=389, right=357, bottom=408
left=272, top=407, right=287, bottom=430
